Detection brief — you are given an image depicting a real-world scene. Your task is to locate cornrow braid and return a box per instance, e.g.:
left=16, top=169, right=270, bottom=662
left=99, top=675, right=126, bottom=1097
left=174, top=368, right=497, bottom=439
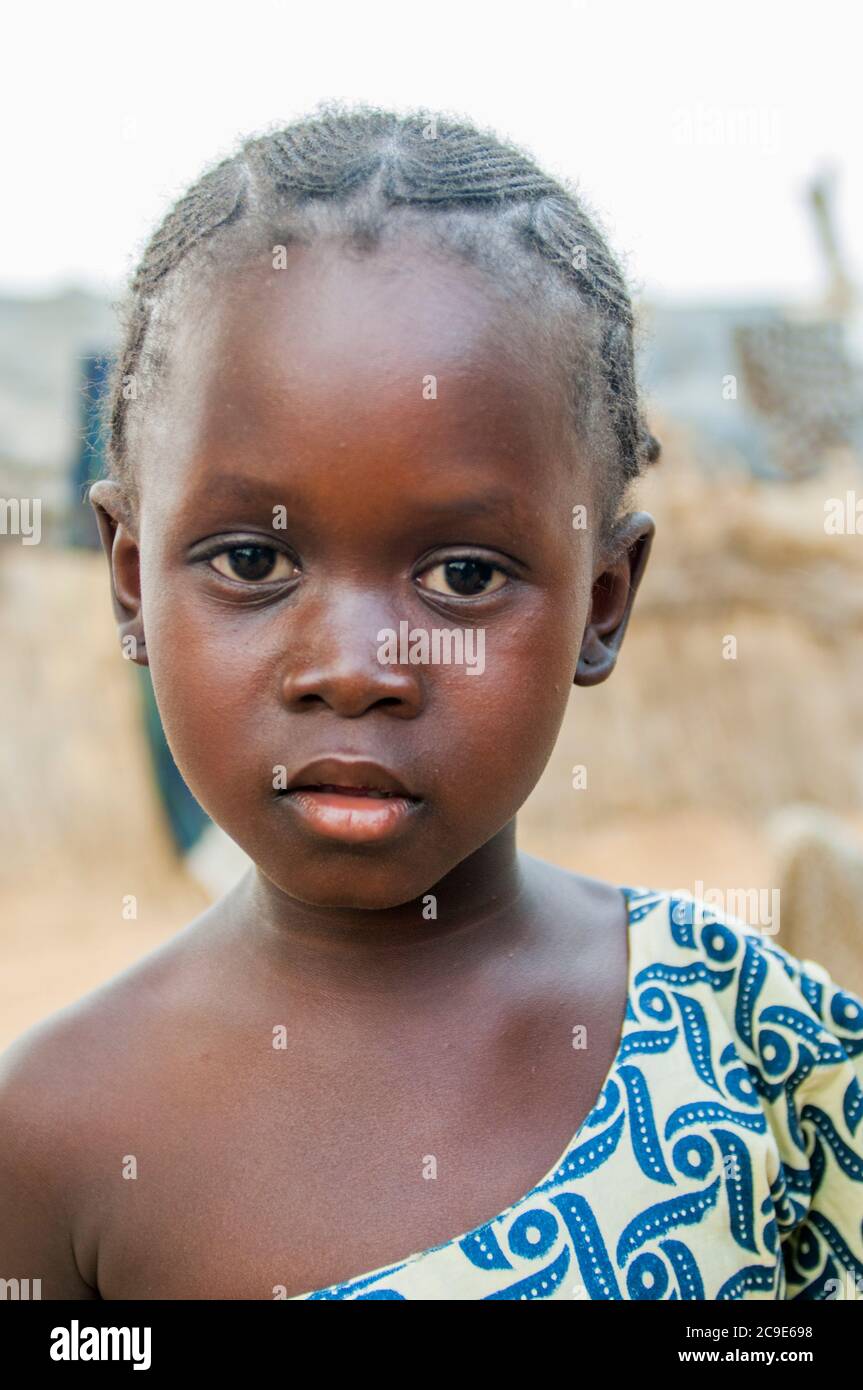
left=103, top=101, right=660, bottom=543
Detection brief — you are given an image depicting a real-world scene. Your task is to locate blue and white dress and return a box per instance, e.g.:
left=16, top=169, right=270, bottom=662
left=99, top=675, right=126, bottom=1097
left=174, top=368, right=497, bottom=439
left=292, top=886, right=863, bottom=1300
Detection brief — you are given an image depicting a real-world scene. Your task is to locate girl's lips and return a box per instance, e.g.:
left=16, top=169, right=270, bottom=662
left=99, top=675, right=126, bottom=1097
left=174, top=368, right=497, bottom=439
left=279, top=786, right=421, bottom=844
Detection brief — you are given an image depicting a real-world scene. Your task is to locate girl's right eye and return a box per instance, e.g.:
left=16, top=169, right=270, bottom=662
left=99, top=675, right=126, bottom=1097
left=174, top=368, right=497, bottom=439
left=208, top=545, right=299, bottom=584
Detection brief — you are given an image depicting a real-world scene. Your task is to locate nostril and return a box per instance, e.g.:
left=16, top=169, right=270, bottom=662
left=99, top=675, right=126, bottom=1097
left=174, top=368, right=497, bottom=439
left=292, top=692, right=409, bottom=713
left=281, top=665, right=424, bottom=719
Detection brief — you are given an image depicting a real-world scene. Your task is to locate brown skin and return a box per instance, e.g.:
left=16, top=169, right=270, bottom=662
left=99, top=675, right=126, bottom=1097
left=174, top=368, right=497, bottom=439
left=0, top=239, right=654, bottom=1298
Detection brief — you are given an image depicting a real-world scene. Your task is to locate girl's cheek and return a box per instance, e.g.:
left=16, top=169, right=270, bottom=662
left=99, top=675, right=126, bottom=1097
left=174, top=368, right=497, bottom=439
left=434, top=631, right=572, bottom=778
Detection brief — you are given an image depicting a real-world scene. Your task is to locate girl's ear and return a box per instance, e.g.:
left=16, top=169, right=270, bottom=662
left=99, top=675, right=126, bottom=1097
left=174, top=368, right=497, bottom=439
left=88, top=480, right=149, bottom=667
left=574, top=511, right=655, bottom=687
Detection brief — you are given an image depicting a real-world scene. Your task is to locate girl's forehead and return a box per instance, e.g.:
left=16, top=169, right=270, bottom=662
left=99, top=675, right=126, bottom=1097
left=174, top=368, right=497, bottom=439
left=142, top=241, right=579, bottom=496
left=175, top=238, right=562, bottom=396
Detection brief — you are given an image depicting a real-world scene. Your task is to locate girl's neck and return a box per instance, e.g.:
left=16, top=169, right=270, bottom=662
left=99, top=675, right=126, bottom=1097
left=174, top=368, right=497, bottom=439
left=219, top=820, right=538, bottom=996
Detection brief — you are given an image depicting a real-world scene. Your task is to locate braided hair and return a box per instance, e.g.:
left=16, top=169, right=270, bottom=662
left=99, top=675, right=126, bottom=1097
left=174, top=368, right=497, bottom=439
left=103, top=101, right=660, bottom=550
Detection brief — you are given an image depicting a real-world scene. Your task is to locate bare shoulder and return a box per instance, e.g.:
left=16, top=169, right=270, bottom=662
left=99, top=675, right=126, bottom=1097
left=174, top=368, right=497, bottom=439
left=0, top=897, right=227, bottom=1299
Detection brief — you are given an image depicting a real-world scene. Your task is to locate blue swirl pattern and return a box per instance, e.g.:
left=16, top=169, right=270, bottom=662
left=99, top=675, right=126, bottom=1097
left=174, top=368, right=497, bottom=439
left=298, top=888, right=863, bottom=1300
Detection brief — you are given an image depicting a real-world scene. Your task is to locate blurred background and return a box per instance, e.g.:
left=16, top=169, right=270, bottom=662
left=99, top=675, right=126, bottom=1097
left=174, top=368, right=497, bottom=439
left=2, top=0, right=863, bottom=1046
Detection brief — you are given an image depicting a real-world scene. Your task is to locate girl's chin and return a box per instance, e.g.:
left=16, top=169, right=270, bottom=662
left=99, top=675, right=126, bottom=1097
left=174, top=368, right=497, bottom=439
left=266, top=879, right=436, bottom=912
left=250, top=850, right=447, bottom=912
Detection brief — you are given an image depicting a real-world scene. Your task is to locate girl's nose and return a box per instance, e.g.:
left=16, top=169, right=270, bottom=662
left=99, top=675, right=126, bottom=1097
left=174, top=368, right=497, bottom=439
left=279, top=609, right=424, bottom=719
left=281, top=659, right=424, bottom=718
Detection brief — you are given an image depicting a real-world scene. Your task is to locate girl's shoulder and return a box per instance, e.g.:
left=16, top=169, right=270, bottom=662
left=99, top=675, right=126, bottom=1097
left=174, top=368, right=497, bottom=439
left=623, top=882, right=863, bottom=1065
left=0, top=908, right=216, bottom=1163
left=623, top=884, right=863, bottom=1177
left=623, top=885, right=863, bottom=1297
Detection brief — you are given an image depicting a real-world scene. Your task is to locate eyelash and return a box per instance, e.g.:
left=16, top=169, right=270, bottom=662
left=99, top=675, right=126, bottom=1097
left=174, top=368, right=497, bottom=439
left=415, top=556, right=511, bottom=600
left=201, top=542, right=299, bottom=586
left=195, top=541, right=514, bottom=600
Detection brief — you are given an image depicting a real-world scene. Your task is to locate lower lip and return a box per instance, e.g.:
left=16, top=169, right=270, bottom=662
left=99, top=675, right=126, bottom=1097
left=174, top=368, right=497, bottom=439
left=279, top=789, right=421, bottom=844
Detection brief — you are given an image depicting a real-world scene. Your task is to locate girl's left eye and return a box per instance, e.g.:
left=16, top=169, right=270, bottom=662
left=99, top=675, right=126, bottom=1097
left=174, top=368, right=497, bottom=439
left=208, top=545, right=299, bottom=584
left=417, top=557, right=509, bottom=599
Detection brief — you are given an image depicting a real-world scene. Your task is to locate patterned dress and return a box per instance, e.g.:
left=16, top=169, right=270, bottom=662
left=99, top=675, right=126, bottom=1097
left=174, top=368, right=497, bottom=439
left=293, top=886, right=863, bottom=1300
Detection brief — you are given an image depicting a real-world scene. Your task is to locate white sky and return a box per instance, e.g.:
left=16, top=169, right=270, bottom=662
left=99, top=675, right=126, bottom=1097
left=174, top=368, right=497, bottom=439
left=2, top=0, right=860, bottom=302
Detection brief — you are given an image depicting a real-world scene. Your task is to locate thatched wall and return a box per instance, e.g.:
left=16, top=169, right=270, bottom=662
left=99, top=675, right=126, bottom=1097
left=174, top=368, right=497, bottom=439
left=0, top=547, right=183, bottom=888
left=521, top=434, right=863, bottom=841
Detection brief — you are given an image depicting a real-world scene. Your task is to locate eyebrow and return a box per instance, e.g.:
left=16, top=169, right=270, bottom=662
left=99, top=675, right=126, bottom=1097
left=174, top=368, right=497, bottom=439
left=192, top=474, right=283, bottom=502
left=415, top=489, right=522, bottom=521
left=187, top=475, right=523, bottom=520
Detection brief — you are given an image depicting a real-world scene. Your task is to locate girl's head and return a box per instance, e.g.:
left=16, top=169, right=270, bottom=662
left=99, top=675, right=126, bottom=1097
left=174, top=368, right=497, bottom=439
left=90, top=102, right=658, bottom=910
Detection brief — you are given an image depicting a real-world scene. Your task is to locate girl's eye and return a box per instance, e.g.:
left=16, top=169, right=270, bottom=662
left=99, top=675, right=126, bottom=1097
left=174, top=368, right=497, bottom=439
left=208, top=545, right=298, bottom=584
left=417, top=558, right=508, bottom=599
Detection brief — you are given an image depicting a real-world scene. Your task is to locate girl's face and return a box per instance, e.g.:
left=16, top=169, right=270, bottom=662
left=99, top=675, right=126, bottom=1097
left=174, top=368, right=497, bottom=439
left=98, top=238, right=650, bottom=909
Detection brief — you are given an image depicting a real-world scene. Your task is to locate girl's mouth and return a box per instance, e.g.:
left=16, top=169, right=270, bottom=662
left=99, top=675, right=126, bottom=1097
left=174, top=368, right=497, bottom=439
left=279, top=785, right=421, bottom=843
left=301, top=783, right=402, bottom=799
left=276, top=760, right=422, bottom=844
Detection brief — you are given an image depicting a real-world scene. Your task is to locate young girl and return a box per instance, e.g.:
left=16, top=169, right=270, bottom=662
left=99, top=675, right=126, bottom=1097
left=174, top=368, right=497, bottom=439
left=2, top=104, right=862, bottom=1302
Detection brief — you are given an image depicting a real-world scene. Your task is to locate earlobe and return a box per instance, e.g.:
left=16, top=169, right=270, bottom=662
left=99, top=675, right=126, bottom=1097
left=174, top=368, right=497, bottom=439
left=574, top=511, right=655, bottom=687
left=88, top=480, right=149, bottom=667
